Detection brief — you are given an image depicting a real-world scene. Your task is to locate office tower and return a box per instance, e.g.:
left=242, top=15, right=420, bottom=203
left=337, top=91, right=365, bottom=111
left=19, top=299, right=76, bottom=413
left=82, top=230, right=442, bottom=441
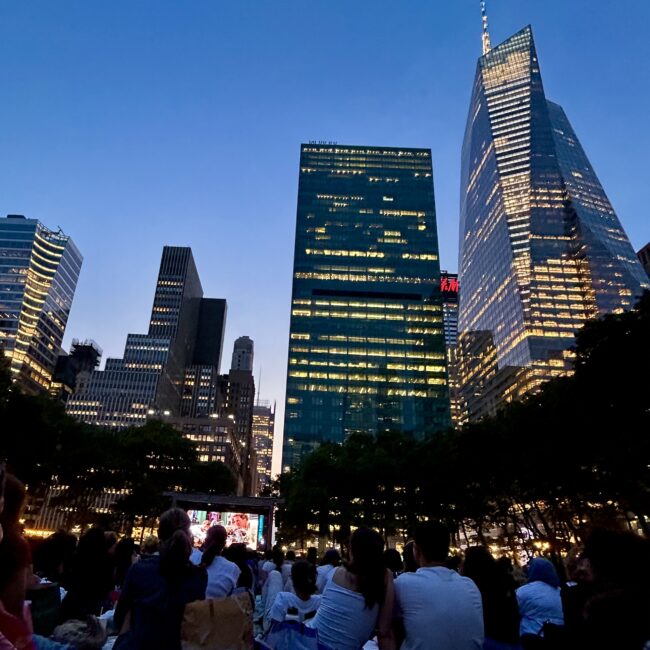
left=252, top=400, right=275, bottom=494
left=440, top=272, right=459, bottom=349
left=0, top=214, right=82, bottom=394
left=219, top=337, right=256, bottom=493
left=457, top=24, right=650, bottom=421
left=283, top=143, right=450, bottom=470
left=67, top=247, right=227, bottom=428
left=180, top=298, right=227, bottom=418
left=50, top=339, right=102, bottom=402
left=231, top=336, right=254, bottom=371
left=638, top=243, right=650, bottom=279
left=440, top=272, right=462, bottom=428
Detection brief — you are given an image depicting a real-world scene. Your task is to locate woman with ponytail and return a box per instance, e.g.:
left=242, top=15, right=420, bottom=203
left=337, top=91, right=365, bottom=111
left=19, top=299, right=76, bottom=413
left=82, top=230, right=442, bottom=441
left=114, top=509, right=206, bottom=650
left=308, top=527, right=395, bottom=650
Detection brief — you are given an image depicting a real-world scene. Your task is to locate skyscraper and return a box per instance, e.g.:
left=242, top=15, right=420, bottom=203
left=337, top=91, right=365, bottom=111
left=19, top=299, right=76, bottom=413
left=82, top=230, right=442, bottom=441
left=283, top=143, right=450, bottom=470
left=0, top=214, right=82, bottom=394
left=67, top=247, right=226, bottom=427
left=458, top=24, right=649, bottom=420
left=221, top=337, right=256, bottom=493
left=252, top=400, right=275, bottom=494
left=231, top=336, right=254, bottom=372
left=440, top=272, right=462, bottom=428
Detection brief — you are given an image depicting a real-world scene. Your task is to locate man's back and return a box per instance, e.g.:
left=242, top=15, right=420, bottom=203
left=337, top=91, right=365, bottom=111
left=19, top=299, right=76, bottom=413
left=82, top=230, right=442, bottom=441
left=395, top=566, right=484, bottom=650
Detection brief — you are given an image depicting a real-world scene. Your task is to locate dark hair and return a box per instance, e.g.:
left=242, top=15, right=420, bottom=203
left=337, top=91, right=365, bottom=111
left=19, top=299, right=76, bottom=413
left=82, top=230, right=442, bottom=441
left=224, top=542, right=253, bottom=590
left=158, top=508, right=192, bottom=581
left=33, top=530, right=77, bottom=581
left=286, top=550, right=296, bottom=562
left=413, top=521, right=449, bottom=563
left=292, top=560, right=317, bottom=597
left=583, top=529, right=650, bottom=589
left=384, top=548, right=403, bottom=575
left=463, top=546, right=499, bottom=590
left=321, top=549, right=341, bottom=566
left=348, top=527, right=386, bottom=609
left=0, top=474, right=25, bottom=534
left=141, top=536, right=159, bottom=556
left=306, top=547, right=318, bottom=565
left=272, top=547, right=285, bottom=571
left=114, top=538, right=136, bottom=587
left=201, top=525, right=227, bottom=568
left=402, top=541, right=418, bottom=573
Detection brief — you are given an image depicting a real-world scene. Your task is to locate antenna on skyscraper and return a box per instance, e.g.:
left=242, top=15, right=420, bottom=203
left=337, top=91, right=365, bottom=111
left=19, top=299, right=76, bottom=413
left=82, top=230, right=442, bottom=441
left=256, top=366, right=262, bottom=406
left=480, top=0, right=492, bottom=55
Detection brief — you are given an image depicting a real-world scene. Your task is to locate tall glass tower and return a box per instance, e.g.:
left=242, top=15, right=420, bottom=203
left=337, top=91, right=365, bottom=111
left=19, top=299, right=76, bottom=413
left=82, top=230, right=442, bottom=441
left=0, top=215, right=82, bottom=394
left=458, top=25, right=649, bottom=421
left=283, top=144, right=450, bottom=470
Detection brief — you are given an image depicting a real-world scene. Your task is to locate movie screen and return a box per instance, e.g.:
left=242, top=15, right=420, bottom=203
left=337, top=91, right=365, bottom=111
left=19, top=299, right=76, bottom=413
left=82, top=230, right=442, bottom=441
left=187, top=510, right=261, bottom=548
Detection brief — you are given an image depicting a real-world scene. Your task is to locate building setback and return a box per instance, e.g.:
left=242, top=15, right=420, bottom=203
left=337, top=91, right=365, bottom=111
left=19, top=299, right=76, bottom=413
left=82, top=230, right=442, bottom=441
left=283, top=143, right=450, bottom=470
left=0, top=215, right=82, bottom=394
left=457, top=26, right=649, bottom=421
left=67, top=247, right=226, bottom=428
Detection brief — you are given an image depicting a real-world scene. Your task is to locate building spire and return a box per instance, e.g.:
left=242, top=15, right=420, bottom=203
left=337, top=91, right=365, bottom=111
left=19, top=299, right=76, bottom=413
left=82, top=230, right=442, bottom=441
left=481, top=0, right=491, bottom=55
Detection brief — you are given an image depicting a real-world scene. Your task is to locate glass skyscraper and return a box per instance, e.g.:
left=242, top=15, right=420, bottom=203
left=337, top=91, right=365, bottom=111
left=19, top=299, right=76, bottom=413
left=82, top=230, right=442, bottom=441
left=283, top=144, right=450, bottom=470
left=458, top=26, right=649, bottom=420
left=0, top=214, right=82, bottom=394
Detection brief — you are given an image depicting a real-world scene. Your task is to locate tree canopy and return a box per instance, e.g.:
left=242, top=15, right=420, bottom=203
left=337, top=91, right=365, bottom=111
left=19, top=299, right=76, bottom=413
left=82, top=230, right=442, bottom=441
left=0, top=358, right=237, bottom=531
left=277, top=292, right=650, bottom=553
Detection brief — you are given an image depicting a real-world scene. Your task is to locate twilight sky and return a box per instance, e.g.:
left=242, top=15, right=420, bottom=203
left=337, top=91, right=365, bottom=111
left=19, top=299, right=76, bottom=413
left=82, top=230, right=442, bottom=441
left=1, top=1, right=648, bottom=475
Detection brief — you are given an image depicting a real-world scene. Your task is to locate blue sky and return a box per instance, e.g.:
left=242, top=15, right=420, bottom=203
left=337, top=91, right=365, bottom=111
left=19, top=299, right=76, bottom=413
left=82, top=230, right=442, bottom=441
left=2, top=1, right=648, bottom=472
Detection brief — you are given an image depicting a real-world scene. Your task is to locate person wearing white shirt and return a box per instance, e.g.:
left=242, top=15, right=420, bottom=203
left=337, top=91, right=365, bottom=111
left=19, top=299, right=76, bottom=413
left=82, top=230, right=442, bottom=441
left=269, top=560, right=321, bottom=625
left=201, top=525, right=241, bottom=599
left=394, top=521, right=484, bottom=650
left=316, top=549, right=341, bottom=594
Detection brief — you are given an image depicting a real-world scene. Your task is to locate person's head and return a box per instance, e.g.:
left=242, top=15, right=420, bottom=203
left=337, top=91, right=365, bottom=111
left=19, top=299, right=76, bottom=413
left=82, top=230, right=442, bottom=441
left=306, top=547, right=318, bottom=565
left=158, top=508, right=192, bottom=580
left=526, top=557, right=560, bottom=588
left=141, top=536, right=159, bottom=556
left=0, top=473, right=26, bottom=535
left=77, top=527, right=108, bottom=562
left=582, top=528, right=650, bottom=589
left=321, top=548, right=341, bottom=567
left=291, top=560, right=317, bottom=599
left=462, top=546, right=497, bottom=589
left=402, top=541, right=418, bottom=573
left=348, top=527, right=386, bottom=609
left=413, top=521, right=450, bottom=566
left=33, top=530, right=77, bottom=580
left=104, top=531, right=118, bottom=554
left=383, top=548, right=403, bottom=575
left=201, top=525, right=227, bottom=567
left=286, top=550, right=296, bottom=562
left=272, top=547, right=285, bottom=571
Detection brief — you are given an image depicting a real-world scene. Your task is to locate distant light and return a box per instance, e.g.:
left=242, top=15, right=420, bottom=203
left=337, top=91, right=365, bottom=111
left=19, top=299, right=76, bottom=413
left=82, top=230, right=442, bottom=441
left=147, top=409, right=155, bottom=415
left=227, top=414, right=235, bottom=420
left=163, top=410, right=170, bottom=416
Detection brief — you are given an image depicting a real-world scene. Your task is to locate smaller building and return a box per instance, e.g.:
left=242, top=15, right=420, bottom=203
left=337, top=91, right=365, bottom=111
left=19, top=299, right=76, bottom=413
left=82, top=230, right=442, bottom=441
left=50, top=339, right=102, bottom=402
left=154, top=413, right=243, bottom=494
left=253, top=401, right=275, bottom=494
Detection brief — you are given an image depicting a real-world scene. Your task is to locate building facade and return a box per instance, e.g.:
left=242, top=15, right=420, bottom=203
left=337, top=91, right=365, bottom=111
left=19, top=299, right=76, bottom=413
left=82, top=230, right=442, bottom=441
left=283, top=143, right=450, bottom=470
left=0, top=214, right=82, bottom=394
left=50, top=339, right=102, bottom=402
left=252, top=400, right=275, bottom=494
left=440, top=272, right=462, bottom=428
left=638, top=243, right=650, bottom=279
left=67, top=247, right=227, bottom=428
left=457, top=26, right=650, bottom=420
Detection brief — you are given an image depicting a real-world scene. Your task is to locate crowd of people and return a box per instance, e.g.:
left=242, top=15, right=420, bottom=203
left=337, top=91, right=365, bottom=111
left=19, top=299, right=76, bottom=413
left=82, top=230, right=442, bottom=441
left=1, top=465, right=649, bottom=650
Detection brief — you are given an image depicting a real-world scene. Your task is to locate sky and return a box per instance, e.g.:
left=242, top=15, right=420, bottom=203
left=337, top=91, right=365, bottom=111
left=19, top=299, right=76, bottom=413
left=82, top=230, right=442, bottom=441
left=1, top=1, right=649, bottom=475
